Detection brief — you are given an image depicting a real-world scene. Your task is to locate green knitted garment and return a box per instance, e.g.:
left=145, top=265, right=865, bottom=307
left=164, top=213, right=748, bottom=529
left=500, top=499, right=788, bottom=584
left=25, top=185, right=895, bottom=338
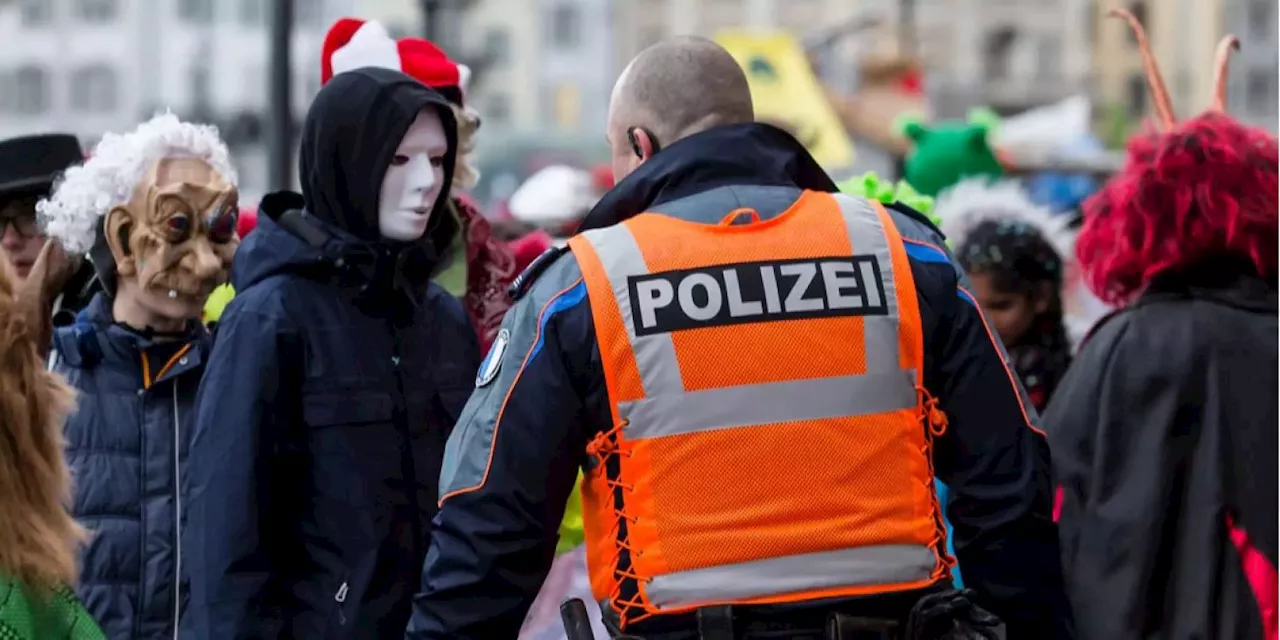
left=837, top=171, right=941, bottom=228
left=0, top=579, right=105, bottom=640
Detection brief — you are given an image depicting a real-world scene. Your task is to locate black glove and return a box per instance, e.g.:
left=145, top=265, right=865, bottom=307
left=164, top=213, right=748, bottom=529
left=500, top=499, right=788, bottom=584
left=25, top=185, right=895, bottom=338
left=906, top=589, right=1006, bottom=640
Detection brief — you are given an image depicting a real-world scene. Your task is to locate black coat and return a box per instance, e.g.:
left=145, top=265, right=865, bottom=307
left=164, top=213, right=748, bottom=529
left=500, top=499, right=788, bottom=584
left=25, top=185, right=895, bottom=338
left=182, top=68, right=479, bottom=639
left=1046, top=263, right=1278, bottom=640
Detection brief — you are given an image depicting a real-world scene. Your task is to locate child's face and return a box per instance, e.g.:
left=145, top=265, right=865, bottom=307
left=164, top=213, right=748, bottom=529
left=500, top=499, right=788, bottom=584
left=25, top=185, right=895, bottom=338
left=969, top=271, right=1047, bottom=349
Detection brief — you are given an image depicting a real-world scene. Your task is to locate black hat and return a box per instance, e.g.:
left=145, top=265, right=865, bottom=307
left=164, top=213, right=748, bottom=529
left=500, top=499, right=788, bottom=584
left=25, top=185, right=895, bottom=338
left=0, top=133, right=83, bottom=198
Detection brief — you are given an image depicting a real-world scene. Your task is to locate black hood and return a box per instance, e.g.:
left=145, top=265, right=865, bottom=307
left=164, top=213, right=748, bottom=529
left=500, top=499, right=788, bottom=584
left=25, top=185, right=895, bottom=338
left=299, top=66, right=459, bottom=244
left=579, top=122, right=837, bottom=231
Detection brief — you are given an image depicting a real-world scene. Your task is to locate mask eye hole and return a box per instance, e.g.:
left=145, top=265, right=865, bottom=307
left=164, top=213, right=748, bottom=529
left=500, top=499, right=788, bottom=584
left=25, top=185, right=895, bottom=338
left=166, top=213, right=192, bottom=243
left=207, top=206, right=238, bottom=243
left=391, top=155, right=410, bottom=166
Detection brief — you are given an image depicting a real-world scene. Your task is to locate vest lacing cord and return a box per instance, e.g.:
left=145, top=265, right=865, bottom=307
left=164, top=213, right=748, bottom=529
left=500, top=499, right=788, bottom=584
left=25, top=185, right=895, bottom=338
left=916, top=385, right=958, bottom=580
left=585, top=418, right=655, bottom=630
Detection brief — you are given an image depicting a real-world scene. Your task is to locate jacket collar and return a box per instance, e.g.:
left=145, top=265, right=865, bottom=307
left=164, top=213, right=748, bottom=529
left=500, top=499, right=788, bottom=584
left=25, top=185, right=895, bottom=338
left=579, top=123, right=837, bottom=232
left=1142, top=258, right=1277, bottom=314
left=52, top=292, right=208, bottom=383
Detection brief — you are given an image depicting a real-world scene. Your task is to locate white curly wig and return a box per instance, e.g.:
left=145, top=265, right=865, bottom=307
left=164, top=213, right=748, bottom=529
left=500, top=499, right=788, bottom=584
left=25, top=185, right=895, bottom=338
left=935, top=177, right=1075, bottom=260
left=36, top=113, right=236, bottom=255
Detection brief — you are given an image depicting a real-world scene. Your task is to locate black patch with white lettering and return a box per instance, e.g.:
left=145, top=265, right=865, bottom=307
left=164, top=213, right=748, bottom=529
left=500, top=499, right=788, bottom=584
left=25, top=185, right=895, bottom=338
left=627, top=256, right=889, bottom=336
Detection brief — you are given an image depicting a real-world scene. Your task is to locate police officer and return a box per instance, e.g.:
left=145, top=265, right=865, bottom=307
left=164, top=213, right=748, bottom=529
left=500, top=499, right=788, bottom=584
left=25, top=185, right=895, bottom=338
left=408, top=36, right=1068, bottom=640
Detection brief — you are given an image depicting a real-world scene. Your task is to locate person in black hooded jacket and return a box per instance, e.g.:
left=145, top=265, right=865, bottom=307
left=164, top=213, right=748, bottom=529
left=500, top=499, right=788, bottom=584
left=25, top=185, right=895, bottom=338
left=183, top=67, right=480, bottom=639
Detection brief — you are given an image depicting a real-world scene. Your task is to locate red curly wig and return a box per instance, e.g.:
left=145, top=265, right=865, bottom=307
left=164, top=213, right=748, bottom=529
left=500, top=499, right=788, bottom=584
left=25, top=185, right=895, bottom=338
left=1077, top=10, right=1279, bottom=306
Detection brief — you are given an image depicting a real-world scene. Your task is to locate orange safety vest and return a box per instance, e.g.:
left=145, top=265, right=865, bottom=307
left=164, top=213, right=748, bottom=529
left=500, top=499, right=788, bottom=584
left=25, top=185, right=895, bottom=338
left=566, top=190, right=953, bottom=629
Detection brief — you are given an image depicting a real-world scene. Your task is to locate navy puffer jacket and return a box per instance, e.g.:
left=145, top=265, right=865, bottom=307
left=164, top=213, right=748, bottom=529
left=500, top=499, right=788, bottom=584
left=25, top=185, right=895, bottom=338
left=52, top=293, right=209, bottom=639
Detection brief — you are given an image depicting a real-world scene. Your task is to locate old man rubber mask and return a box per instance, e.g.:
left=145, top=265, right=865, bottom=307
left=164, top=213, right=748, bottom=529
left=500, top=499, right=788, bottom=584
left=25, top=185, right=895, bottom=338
left=104, top=156, right=238, bottom=320
left=378, top=108, right=449, bottom=241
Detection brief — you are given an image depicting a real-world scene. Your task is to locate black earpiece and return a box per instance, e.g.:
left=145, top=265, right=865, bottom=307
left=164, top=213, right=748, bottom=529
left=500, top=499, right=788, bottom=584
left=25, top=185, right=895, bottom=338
left=627, top=127, right=644, bottom=157
left=627, top=127, right=662, bottom=159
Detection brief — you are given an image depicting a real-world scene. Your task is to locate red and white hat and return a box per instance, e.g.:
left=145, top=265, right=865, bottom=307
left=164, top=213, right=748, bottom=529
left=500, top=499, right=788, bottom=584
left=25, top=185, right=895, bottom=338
left=320, top=17, right=470, bottom=107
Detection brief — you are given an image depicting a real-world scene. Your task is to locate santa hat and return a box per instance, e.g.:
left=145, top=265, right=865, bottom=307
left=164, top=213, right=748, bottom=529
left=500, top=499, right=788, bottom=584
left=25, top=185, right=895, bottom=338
left=320, top=17, right=470, bottom=107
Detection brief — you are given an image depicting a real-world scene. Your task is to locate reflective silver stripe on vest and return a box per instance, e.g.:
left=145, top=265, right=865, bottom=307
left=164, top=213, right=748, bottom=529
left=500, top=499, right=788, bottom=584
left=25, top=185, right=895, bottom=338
left=579, top=226, right=684, bottom=397
left=583, top=194, right=915, bottom=440
left=622, top=370, right=917, bottom=439
left=833, top=193, right=901, bottom=373
left=641, top=544, right=937, bottom=609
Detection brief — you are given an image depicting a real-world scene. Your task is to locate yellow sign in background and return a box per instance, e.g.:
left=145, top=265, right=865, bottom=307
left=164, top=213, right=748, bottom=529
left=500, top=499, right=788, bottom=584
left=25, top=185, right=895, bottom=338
left=715, top=30, right=856, bottom=169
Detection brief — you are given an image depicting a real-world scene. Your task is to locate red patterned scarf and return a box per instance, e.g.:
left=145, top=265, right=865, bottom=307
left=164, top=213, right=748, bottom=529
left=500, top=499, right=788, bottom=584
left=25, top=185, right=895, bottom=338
left=451, top=195, right=518, bottom=353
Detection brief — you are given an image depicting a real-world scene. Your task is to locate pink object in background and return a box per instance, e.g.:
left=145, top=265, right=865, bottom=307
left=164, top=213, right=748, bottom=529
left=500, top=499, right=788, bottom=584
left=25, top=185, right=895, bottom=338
left=237, top=208, right=258, bottom=238
left=509, top=230, right=553, bottom=273
left=519, top=547, right=607, bottom=640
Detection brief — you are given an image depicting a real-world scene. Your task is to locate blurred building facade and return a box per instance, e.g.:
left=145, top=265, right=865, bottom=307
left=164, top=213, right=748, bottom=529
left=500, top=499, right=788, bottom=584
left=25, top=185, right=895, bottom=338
left=604, top=0, right=1096, bottom=118
left=0, top=0, right=344, bottom=201
left=353, top=0, right=422, bottom=35
left=1089, top=0, right=1275, bottom=132
left=916, top=0, right=1093, bottom=117
left=451, top=0, right=615, bottom=134
left=1223, top=0, right=1278, bottom=131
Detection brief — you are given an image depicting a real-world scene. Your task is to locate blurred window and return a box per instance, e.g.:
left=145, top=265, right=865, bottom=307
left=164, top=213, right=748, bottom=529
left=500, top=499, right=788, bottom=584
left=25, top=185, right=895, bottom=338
left=70, top=65, right=118, bottom=113
left=1245, top=68, right=1276, bottom=115
left=179, top=0, right=213, bottom=24
left=983, top=27, right=1016, bottom=81
left=485, top=28, right=511, bottom=64
left=0, top=71, right=11, bottom=112
left=245, top=65, right=266, bottom=108
left=187, top=56, right=213, bottom=119
left=76, top=0, right=116, bottom=22
left=1126, top=72, right=1146, bottom=117
left=1036, top=35, right=1061, bottom=80
left=1084, top=0, right=1097, bottom=48
left=296, top=0, right=322, bottom=27
left=487, top=94, right=512, bottom=125
left=19, top=0, right=51, bottom=26
left=240, top=0, right=263, bottom=26
left=15, top=66, right=50, bottom=115
left=551, top=5, right=581, bottom=48
left=1125, top=1, right=1146, bottom=46
left=1247, top=0, right=1273, bottom=39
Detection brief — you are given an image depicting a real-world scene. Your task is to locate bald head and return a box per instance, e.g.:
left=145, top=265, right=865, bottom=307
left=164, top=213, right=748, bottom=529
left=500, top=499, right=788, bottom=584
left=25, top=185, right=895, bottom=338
left=609, top=36, right=754, bottom=147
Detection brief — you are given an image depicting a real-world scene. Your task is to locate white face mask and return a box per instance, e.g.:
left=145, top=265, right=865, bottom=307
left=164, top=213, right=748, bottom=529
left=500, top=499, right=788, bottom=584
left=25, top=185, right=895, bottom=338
left=378, top=108, right=449, bottom=242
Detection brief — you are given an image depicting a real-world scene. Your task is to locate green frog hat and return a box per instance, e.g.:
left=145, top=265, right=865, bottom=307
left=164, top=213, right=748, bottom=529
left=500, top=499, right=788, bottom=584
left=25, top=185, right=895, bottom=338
left=897, top=108, right=1007, bottom=198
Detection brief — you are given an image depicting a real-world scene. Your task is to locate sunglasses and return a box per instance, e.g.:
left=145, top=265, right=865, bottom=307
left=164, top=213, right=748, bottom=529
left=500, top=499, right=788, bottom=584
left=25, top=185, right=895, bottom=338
left=0, top=194, right=42, bottom=240
left=0, top=215, right=41, bottom=239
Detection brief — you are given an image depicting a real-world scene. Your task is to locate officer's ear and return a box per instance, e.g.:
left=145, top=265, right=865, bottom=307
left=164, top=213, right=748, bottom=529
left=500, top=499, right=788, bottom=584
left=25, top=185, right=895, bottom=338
left=627, top=127, right=659, bottom=161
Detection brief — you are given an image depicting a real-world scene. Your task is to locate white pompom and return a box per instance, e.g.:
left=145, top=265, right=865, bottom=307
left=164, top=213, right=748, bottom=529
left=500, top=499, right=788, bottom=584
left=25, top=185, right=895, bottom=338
left=330, top=20, right=402, bottom=76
